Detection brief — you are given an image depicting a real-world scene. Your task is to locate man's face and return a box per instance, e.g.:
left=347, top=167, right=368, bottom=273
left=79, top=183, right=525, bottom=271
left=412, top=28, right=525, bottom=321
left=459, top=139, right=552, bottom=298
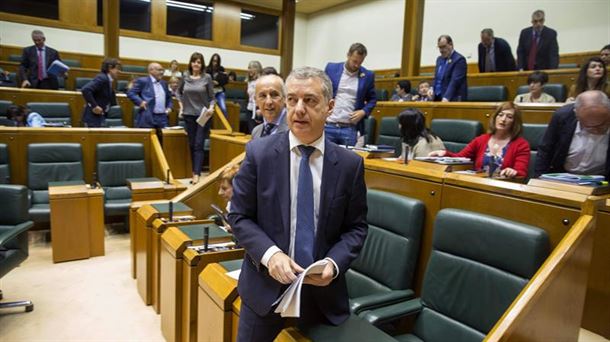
left=576, top=104, right=610, bottom=135
left=437, top=38, right=453, bottom=59
left=531, top=15, right=545, bottom=31
left=480, top=33, right=493, bottom=48
left=286, top=77, right=334, bottom=144
left=255, top=76, right=285, bottom=123
left=418, top=82, right=430, bottom=96
left=601, top=49, right=610, bottom=65
left=345, top=52, right=365, bottom=73
left=108, top=65, right=120, bottom=79
left=149, top=63, right=164, bottom=80
left=32, top=35, right=45, bottom=48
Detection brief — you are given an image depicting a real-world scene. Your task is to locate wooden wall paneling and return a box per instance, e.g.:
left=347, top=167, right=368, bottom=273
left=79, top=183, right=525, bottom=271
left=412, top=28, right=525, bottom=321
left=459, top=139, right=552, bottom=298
left=103, top=0, right=120, bottom=59
left=59, top=0, right=97, bottom=28
left=212, top=2, right=242, bottom=51
left=150, top=0, right=167, bottom=38
left=279, top=0, right=296, bottom=78
left=401, top=0, right=425, bottom=77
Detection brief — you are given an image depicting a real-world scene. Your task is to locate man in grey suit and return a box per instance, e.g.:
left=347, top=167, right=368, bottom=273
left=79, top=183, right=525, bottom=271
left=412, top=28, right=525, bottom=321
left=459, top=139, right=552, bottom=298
left=251, top=74, right=289, bottom=139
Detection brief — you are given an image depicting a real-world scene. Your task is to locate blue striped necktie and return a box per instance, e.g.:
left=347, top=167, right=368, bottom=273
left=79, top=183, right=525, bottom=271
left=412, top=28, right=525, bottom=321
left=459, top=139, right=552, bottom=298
left=295, top=145, right=315, bottom=267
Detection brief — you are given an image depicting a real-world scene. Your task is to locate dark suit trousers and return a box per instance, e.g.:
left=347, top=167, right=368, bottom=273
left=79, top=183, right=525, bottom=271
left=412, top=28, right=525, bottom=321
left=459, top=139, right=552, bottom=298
left=35, top=77, right=59, bottom=90
left=237, top=286, right=330, bottom=342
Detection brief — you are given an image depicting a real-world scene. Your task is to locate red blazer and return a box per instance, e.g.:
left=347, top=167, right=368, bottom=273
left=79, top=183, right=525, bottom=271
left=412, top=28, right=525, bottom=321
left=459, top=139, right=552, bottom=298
left=446, top=134, right=531, bottom=177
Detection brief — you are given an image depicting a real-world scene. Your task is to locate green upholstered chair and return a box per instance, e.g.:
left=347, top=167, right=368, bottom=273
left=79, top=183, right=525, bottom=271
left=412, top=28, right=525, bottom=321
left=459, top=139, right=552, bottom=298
left=363, top=117, right=377, bottom=145
left=522, top=124, right=547, bottom=180
left=467, top=86, right=508, bottom=102
left=122, top=65, right=147, bottom=73
left=377, top=89, right=389, bottom=101
left=57, top=76, right=65, bottom=90
left=105, top=105, right=124, bottom=127
left=558, top=63, right=578, bottom=69
left=0, top=100, right=12, bottom=117
left=0, top=185, right=34, bottom=312
left=376, top=117, right=402, bottom=157
left=26, top=102, right=72, bottom=125
left=0, top=144, right=10, bottom=184
left=347, top=189, right=424, bottom=317
left=61, top=59, right=81, bottom=68
left=224, top=88, right=250, bottom=132
left=75, top=77, right=94, bottom=91
left=363, top=208, right=550, bottom=341
left=430, top=119, right=483, bottom=153
left=116, top=80, right=128, bottom=93
left=8, top=55, right=21, bottom=62
left=298, top=315, right=396, bottom=342
left=516, top=84, right=567, bottom=102
left=96, top=143, right=147, bottom=216
left=27, top=143, right=85, bottom=222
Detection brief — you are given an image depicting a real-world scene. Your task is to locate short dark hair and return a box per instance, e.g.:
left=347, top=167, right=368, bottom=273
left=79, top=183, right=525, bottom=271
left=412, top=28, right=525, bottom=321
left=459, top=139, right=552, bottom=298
left=6, top=105, right=26, bottom=121
left=601, top=44, right=610, bottom=52
left=188, top=52, right=205, bottom=75
left=398, top=108, right=438, bottom=146
left=489, top=102, right=523, bottom=140
left=527, top=71, right=549, bottom=85
left=397, top=80, right=411, bottom=93
left=418, top=80, right=431, bottom=87
left=348, top=43, right=367, bottom=57
left=481, top=28, right=494, bottom=37
left=262, top=66, right=279, bottom=76
left=438, top=35, right=453, bottom=45
left=101, top=58, right=121, bottom=73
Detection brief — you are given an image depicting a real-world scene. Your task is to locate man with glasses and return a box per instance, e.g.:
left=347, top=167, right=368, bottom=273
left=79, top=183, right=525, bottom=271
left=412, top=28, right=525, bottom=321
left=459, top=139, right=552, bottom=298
left=517, top=9, right=559, bottom=71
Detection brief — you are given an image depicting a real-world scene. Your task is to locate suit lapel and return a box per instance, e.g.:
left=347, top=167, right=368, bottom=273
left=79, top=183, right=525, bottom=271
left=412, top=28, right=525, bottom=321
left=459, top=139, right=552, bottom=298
left=356, top=67, right=364, bottom=101
left=316, top=140, right=339, bottom=248
left=274, top=133, right=291, bottom=238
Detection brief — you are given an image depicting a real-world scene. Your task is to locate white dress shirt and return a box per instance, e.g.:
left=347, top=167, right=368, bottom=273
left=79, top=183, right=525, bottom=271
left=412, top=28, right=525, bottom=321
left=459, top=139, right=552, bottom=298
left=564, top=122, right=609, bottom=175
left=261, top=132, right=338, bottom=276
left=328, top=66, right=358, bottom=124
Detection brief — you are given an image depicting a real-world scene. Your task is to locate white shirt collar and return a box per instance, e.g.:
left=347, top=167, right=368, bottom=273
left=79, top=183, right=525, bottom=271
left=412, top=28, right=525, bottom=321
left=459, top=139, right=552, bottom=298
left=150, top=75, right=159, bottom=83
left=342, top=64, right=358, bottom=77
left=289, top=131, right=325, bottom=156
left=574, top=121, right=610, bottom=136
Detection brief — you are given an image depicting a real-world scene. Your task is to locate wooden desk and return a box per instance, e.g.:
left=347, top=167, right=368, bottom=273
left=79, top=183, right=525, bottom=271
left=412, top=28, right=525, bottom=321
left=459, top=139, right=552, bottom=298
left=160, top=225, right=242, bottom=342
left=128, top=177, right=166, bottom=202
left=163, top=129, right=192, bottom=180
left=129, top=199, right=171, bottom=279
left=48, top=183, right=105, bottom=263
left=135, top=202, right=193, bottom=305
left=209, top=133, right=249, bottom=172
left=197, top=260, right=242, bottom=342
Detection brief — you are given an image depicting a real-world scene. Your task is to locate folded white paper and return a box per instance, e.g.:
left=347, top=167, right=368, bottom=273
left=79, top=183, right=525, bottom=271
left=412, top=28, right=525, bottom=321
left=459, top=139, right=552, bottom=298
left=196, top=106, right=213, bottom=127
left=226, top=269, right=241, bottom=281
left=273, top=259, right=329, bottom=318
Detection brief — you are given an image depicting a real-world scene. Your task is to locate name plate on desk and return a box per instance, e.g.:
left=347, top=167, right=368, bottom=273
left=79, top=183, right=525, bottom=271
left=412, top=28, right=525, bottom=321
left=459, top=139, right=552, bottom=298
left=408, top=159, right=473, bottom=172
left=128, top=177, right=165, bottom=190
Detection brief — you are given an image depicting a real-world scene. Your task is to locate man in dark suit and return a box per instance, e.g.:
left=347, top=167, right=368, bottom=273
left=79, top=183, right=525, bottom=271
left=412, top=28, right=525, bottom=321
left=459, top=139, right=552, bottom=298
left=250, top=74, right=289, bottom=139
left=127, top=63, right=172, bottom=144
left=19, top=30, right=62, bottom=90
left=324, top=43, right=377, bottom=146
left=81, top=58, right=120, bottom=127
left=228, top=66, right=368, bottom=341
left=433, top=35, right=468, bottom=101
left=535, top=90, right=610, bottom=179
left=478, top=28, right=517, bottom=73
left=517, top=10, right=559, bottom=71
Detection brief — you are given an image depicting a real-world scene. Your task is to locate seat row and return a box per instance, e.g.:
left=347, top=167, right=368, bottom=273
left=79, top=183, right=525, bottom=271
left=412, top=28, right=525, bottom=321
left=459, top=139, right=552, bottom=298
left=0, top=100, right=125, bottom=127
left=0, top=142, right=152, bottom=222
left=375, top=83, right=567, bottom=102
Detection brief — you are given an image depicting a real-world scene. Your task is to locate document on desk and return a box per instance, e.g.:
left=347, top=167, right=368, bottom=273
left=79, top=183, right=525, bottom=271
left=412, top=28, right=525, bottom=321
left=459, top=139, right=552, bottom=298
left=226, top=269, right=241, bottom=281
left=273, top=259, right=329, bottom=318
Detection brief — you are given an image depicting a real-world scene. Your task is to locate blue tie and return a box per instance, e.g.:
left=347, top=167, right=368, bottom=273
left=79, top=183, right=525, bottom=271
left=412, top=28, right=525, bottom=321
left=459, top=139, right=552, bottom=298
left=295, top=145, right=315, bottom=267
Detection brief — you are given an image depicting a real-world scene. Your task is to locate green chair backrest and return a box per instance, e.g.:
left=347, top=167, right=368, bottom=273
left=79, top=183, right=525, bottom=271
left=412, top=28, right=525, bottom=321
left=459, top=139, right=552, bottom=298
left=75, top=77, right=94, bottom=90
left=430, top=119, right=483, bottom=153
left=0, top=100, right=13, bottom=116
left=412, top=209, right=549, bottom=342
left=522, top=124, right=547, bottom=180
left=0, top=144, right=9, bottom=184
left=106, top=106, right=124, bottom=127
left=122, top=65, right=147, bottom=73
left=61, top=59, right=81, bottom=67
left=376, top=117, right=402, bottom=157
left=363, top=117, right=376, bottom=145
left=376, top=89, right=389, bottom=101
left=467, top=86, right=508, bottom=102
left=26, top=102, right=72, bottom=125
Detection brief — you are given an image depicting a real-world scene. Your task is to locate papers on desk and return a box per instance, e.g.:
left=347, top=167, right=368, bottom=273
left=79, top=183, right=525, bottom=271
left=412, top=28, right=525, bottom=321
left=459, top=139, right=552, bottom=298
left=539, top=173, right=605, bottom=185
left=273, top=259, right=329, bottom=318
left=47, top=60, right=69, bottom=76
left=415, top=156, right=471, bottom=164
left=226, top=269, right=241, bottom=281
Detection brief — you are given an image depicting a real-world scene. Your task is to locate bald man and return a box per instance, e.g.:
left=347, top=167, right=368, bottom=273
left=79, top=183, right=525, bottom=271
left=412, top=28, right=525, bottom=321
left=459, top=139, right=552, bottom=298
left=535, top=90, right=610, bottom=179
left=251, top=74, right=289, bottom=139
left=127, top=62, right=172, bottom=142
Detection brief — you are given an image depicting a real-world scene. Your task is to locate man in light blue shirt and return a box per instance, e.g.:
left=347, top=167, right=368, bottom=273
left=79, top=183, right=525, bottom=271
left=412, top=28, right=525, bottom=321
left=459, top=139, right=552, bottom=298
left=6, top=105, right=46, bottom=127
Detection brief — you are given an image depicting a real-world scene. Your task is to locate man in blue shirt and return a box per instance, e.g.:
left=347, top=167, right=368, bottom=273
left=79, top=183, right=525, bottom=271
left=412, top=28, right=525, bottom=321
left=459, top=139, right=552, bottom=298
left=6, top=105, right=46, bottom=127
left=433, top=35, right=468, bottom=102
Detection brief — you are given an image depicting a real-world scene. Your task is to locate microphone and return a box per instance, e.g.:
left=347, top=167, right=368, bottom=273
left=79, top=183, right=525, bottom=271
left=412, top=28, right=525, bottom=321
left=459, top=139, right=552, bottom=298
left=92, top=171, right=98, bottom=188
left=168, top=201, right=173, bottom=222
left=166, top=168, right=170, bottom=184
left=203, top=225, right=209, bottom=252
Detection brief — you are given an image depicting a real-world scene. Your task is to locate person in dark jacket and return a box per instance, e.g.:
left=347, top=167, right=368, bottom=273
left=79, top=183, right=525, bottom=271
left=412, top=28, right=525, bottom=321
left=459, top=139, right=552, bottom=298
left=516, top=9, right=559, bottom=71
left=19, top=30, right=63, bottom=90
left=478, top=28, right=517, bottom=72
left=81, top=58, right=121, bottom=127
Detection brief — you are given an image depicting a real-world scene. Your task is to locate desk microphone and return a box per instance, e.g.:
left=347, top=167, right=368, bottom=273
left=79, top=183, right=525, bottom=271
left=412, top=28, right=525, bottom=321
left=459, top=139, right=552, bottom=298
left=166, top=169, right=170, bottom=184
left=92, top=171, right=98, bottom=188
left=168, top=201, right=174, bottom=222
left=203, top=225, right=209, bottom=252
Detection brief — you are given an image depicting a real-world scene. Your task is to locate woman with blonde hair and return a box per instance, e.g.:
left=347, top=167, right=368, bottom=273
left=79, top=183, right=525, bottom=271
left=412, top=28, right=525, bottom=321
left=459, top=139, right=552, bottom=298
left=246, top=60, right=263, bottom=131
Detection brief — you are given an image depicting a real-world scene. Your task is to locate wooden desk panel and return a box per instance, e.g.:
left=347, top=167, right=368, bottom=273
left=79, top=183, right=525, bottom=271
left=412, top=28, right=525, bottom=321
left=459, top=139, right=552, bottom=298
left=163, top=129, right=191, bottom=179
left=209, top=134, right=249, bottom=173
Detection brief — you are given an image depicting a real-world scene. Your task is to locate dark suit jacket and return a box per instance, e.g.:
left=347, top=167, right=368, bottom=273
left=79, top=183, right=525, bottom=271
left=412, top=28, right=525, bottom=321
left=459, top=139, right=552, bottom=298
left=250, top=110, right=289, bottom=139
left=127, top=76, right=172, bottom=128
left=535, top=103, right=610, bottom=179
left=517, top=26, right=559, bottom=70
left=478, top=37, right=517, bottom=72
left=325, top=62, right=377, bottom=135
left=434, top=50, right=468, bottom=101
left=81, top=72, right=117, bottom=127
left=228, top=132, right=368, bottom=325
left=19, top=45, right=61, bottom=89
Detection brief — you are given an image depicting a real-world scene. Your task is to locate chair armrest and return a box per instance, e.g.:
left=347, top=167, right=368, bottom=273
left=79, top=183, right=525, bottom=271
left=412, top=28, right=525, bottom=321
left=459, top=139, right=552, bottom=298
left=0, top=221, right=34, bottom=247
left=350, top=289, right=414, bottom=315
left=361, top=298, right=423, bottom=326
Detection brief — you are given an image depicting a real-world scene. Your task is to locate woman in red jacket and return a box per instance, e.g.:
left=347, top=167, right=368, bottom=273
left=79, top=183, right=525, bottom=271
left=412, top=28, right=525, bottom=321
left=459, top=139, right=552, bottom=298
left=429, top=102, right=530, bottom=178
